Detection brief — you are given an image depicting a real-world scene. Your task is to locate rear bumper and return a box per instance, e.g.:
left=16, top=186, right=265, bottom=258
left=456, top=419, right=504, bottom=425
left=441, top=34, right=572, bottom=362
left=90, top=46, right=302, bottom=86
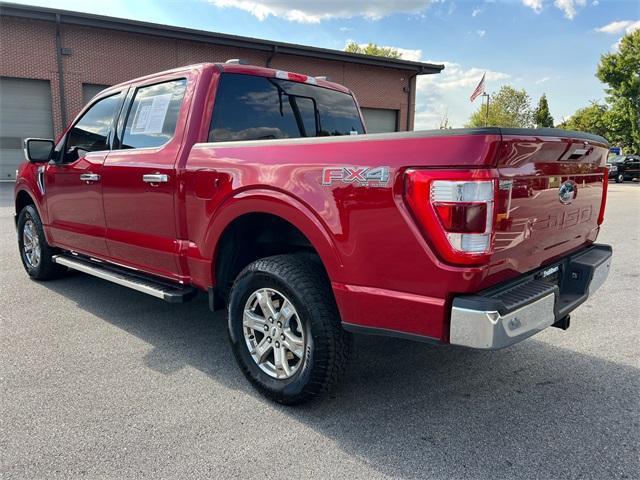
left=449, top=244, right=612, bottom=350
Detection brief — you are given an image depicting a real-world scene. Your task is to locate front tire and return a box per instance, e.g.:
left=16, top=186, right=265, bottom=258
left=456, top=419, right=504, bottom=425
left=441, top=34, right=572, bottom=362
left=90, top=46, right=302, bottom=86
left=228, top=254, right=351, bottom=404
left=616, top=173, right=624, bottom=183
left=17, top=205, right=66, bottom=280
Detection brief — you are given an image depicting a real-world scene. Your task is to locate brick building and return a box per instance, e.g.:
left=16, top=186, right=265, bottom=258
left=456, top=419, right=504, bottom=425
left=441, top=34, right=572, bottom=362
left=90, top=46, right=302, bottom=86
left=0, top=2, right=442, bottom=180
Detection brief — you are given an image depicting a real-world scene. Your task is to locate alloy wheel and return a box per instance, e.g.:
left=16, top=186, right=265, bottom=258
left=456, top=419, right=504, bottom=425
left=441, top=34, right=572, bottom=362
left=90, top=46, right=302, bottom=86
left=243, top=288, right=305, bottom=379
left=22, top=218, right=41, bottom=268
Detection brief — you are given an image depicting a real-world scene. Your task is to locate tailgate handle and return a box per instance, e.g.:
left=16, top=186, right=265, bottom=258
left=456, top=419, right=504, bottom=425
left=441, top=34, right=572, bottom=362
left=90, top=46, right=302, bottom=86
left=567, top=147, right=592, bottom=160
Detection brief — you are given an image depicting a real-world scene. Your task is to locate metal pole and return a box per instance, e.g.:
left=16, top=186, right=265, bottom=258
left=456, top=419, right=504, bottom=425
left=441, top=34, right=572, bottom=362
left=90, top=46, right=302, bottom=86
left=406, top=71, right=419, bottom=132
left=485, top=93, right=490, bottom=127
left=55, top=14, right=68, bottom=130
left=266, top=45, right=278, bottom=67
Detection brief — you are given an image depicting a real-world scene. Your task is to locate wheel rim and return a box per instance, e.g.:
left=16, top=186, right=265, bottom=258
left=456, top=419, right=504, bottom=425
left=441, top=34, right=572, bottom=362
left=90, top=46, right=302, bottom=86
left=22, top=218, right=41, bottom=268
left=243, top=288, right=305, bottom=380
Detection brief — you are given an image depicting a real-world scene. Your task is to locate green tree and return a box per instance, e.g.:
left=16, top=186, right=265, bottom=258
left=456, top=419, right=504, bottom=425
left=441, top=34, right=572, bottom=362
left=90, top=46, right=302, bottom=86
left=534, top=94, right=554, bottom=127
left=595, top=29, right=640, bottom=151
left=344, top=42, right=402, bottom=59
left=602, top=99, right=636, bottom=147
left=466, top=85, right=534, bottom=128
left=556, top=102, right=610, bottom=138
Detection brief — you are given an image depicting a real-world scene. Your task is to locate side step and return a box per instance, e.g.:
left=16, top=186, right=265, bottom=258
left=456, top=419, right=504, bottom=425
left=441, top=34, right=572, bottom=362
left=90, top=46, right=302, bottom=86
left=52, top=254, right=196, bottom=303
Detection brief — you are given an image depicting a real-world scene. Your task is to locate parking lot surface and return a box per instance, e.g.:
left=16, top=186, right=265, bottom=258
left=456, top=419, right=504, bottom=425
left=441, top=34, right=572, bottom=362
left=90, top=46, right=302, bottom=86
left=1, top=182, right=638, bottom=479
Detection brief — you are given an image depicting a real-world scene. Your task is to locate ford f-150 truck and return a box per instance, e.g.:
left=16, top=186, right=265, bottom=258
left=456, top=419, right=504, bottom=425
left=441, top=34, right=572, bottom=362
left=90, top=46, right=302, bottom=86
left=15, top=63, right=612, bottom=404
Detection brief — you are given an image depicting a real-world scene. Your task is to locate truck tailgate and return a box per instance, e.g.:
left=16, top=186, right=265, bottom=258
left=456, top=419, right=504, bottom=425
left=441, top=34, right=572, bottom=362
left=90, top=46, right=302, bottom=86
left=488, top=131, right=608, bottom=281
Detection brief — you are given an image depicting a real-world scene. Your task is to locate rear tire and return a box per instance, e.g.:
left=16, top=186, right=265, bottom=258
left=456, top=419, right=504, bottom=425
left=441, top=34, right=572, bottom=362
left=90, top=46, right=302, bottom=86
left=17, top=205, right=66, bottom=280
left=228, top=254, right=352, bottom=404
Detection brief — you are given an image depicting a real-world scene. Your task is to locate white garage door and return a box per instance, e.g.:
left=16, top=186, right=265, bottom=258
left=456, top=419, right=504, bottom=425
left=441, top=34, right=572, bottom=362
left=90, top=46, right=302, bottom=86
left=0, top=77, right=54, bottom=181
left=361, top=107, right=398, bottom=134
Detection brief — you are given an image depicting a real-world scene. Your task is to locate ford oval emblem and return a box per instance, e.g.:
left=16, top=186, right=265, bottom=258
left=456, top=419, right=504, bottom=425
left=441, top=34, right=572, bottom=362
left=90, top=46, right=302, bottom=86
left=558, top=180, right=577, bottom=205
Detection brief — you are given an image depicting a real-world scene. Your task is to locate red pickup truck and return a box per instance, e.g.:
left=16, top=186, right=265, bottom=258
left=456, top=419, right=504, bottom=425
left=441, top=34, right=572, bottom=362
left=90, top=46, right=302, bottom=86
left=15, top=63, right=612, bottom=404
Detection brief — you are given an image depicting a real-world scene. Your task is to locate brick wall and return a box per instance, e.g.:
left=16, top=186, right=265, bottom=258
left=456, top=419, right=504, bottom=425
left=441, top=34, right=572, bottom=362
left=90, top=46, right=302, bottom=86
left=1, top=15, right=414, bottom=135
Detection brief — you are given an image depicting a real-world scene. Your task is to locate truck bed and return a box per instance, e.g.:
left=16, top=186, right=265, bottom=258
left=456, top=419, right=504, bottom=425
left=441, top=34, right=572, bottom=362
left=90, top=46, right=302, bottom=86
left=183, top=127, right=608, bottom=340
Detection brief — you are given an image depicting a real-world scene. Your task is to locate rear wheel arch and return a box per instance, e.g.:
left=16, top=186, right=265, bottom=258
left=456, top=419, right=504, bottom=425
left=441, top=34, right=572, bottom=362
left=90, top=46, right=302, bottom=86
left=204, top=191, right=342, bottom=302
left=212, top=210, right=337, bottom=302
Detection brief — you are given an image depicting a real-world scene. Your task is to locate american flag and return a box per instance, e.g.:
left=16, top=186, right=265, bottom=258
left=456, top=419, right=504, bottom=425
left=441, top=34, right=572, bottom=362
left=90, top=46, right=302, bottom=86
left=470, top=73, right=486, bottom=102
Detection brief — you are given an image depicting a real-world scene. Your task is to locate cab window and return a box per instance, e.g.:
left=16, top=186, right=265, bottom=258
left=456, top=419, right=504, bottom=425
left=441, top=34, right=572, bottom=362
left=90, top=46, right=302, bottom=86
left=120, top=79, right=187, bottom=150
left=209, top=73, right=364, bottom=142
left=63, top=92, right=122, bottom=162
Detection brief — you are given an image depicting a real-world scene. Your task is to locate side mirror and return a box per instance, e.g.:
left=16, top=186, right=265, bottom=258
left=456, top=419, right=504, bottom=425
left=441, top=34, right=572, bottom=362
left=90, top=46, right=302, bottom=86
left=24, top=138, right=55, bottom=163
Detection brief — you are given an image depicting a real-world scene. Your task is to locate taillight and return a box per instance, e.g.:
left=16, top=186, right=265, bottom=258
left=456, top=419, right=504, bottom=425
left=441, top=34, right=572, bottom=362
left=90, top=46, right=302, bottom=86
left=404, top=169, right=498, bottom=266
left=598, top=167, right=608, bottom=225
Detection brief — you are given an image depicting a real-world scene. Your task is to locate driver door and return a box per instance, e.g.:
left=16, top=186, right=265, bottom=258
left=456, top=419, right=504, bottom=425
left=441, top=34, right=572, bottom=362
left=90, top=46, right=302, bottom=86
left=45, top=91, right=125, bottom=257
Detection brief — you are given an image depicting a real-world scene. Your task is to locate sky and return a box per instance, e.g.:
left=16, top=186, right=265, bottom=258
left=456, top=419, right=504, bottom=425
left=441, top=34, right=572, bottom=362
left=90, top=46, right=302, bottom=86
left=9, top=0, right=640, bottom=129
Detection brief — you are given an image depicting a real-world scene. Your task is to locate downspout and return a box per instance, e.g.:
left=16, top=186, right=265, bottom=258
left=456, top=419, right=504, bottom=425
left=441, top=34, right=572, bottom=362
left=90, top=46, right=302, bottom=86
left=55, top=14, right=68, bottom=129
left=405, top=68, right=422, bottom=132
left=266, top=45, right=278, bottom=68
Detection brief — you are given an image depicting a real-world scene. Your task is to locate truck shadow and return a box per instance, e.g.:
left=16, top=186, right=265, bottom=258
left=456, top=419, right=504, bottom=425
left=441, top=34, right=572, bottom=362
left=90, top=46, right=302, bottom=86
left=41, top=274, right=639, bottom=479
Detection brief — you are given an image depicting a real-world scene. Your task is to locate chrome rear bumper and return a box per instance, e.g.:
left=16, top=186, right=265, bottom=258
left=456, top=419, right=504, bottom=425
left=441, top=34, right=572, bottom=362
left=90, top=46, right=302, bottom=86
left=450, top=244, right=612, bottom=350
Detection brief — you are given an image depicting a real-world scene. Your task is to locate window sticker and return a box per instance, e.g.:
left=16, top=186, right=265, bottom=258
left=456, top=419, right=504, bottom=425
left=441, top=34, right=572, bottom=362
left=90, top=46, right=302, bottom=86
left=131, top=100, right=152, bottom=134
left=130, top=93, right=172, bottom=135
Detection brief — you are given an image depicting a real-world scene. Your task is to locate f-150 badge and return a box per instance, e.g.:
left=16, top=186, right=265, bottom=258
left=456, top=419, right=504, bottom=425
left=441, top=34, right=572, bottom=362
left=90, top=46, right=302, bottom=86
left=321, top=166, right=390, bottom=186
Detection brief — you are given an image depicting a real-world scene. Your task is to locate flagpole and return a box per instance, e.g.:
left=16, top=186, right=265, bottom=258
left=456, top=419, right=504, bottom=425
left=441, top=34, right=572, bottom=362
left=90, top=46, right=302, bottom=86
left=483, top=93, right=490, bottom=127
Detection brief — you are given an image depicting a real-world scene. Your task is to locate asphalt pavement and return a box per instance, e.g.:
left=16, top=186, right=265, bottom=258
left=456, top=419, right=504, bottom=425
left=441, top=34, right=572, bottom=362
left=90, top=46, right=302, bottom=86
left=1, top=181, right=638, bottom=479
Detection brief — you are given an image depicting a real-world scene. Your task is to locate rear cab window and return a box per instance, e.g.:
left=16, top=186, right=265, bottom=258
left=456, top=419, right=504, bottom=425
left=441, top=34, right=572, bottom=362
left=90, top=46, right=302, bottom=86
left=209, top=73, right=364, bottom=142
left=120, top=78, right=187, bottom=149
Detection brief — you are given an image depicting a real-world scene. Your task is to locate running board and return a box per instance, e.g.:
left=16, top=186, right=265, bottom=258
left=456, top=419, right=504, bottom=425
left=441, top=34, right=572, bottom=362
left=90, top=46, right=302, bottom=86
left=52, top=254, right=196, bottom=303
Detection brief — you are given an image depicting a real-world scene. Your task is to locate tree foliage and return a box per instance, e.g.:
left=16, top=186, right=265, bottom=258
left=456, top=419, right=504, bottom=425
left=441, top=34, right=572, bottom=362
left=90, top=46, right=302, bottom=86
left=344, top=42, right=402, bottom=59
left=534, top=94, right=554, bottom=127
left=594, top=29, right=640, bottom=151
left=556, top=102, right=610, bottom=138
left=466, top=85, right=534, bottom=128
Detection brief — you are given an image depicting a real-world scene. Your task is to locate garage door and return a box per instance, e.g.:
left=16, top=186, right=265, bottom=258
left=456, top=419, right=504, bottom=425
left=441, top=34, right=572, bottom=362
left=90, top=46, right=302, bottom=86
left=0, top=77, right=53, bottom=181
left=361, top=108, right=398, bottom=134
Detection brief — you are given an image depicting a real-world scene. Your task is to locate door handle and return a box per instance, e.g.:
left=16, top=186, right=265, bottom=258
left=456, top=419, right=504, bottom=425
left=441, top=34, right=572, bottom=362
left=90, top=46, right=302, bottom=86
left=80, top=173, right=100, bottom=182
left=142, top=174, right=169, bottom=183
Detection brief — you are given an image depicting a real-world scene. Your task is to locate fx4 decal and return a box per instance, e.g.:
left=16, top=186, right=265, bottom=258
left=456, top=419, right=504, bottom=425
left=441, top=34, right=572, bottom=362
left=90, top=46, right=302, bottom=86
left=321, top=166, right=390, bottom=186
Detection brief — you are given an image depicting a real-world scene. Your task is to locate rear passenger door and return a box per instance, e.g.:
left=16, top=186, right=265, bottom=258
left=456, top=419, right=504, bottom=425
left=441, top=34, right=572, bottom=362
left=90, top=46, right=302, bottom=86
left=101, top=77, right=188, bottom=279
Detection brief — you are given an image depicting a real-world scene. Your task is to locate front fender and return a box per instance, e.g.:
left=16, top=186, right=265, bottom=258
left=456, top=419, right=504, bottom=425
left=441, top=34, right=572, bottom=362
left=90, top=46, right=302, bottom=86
left=14, top=178, right=54, bottom=244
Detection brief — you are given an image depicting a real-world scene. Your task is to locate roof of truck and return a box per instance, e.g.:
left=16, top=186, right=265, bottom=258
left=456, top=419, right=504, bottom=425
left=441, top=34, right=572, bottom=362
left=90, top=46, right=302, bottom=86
left=101, top=63, right=354, bottom=95
left=218, top=63, right=352, bottom=93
